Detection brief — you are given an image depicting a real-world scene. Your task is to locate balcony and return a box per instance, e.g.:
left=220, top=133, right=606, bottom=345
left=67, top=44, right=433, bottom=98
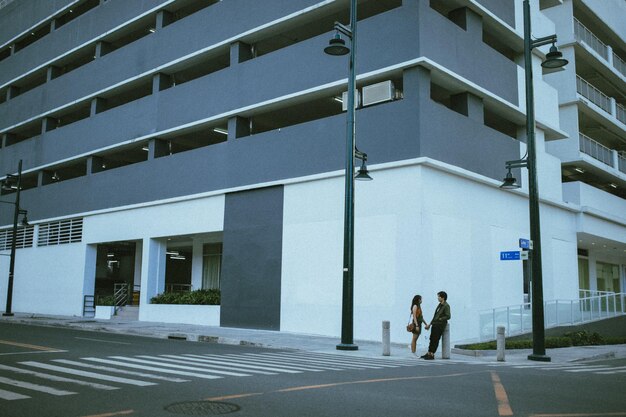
left=579, top=133, right=626, bottom=175
left=574, top=18, right=626, bottom=78
left=576, top=75, right=626, bottom=126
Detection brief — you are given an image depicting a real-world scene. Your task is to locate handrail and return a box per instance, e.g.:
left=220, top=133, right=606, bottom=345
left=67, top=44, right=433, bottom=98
left=619, top=153, right=626, bottom=175
left=617, top=102, right=626, bottom=126
left=574, top=18, right=608, bottom=60
left=576, top=76, right=612, bottom=113
left=479, top=292, right=626, bottom=341
left=113, top=283, right=129, bottom=313
left=83, top=295, right=95, bottom=317
left=579, top=133, right=613, bottom=166
left=614, top=52, right=626, bottom=78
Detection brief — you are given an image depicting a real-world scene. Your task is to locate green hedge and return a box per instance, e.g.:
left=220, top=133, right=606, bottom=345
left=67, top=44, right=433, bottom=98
left=150, top=289, right=220, bottom=305
left=458, top=331, right=626, bottom=350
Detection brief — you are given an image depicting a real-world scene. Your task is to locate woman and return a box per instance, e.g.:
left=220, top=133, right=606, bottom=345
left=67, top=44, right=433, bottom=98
left=409, top=294, right=429, bottom=356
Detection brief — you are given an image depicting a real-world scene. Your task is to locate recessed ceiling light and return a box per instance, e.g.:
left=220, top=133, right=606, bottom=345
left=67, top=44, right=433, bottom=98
left=609, top=183, right=617, bottom=189
left=574, top=167, right=585, bottom=173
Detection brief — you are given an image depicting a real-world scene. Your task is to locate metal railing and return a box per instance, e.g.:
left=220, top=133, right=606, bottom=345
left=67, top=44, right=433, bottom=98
left=113, top=283, right=130, bottom=312
left=614, top=52, right=626, bottom=78
left=83, top=295, right=95, bottom=317
left=574, top=19, right=609, bottom=60
left=619, top=153, right=626, bottom=175
left=479, top=292, right=626, bottom=341
left=577, top=76, right=612, bottom=113
left=617, top=103, right=626, bottom=126
left=579, top=133, right=613, bottom=166
left=165, top=283, right=192, bottom=293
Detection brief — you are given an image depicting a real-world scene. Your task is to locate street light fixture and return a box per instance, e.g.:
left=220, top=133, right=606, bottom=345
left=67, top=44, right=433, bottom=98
left=324, top=0, right=372, bottom=351
left=500, top=0, right=568, bottom=362
left=1, top=159, right=28, bottom=317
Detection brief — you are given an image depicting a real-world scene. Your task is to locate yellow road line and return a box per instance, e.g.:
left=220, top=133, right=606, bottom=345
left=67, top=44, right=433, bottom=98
left=80, top=410, right=134, bottom=417
left=530, top=413, right=626, bottom=417
left=0, top=339, right=58, bottom=351
left=491, top=371, right=514, bottom=416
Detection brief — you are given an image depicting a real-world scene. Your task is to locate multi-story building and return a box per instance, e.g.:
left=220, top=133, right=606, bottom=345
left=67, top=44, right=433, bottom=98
left=0, top=0, right=624, bottom=345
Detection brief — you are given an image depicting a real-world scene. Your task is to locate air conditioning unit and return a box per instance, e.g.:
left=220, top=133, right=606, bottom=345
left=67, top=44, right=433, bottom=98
left=341, top=90, right=361, bottom=111
left=362, top=80, right=395, bottom=107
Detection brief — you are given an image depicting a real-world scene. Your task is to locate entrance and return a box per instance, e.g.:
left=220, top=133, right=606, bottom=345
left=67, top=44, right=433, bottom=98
left=95, top=241, right=140, bottom=305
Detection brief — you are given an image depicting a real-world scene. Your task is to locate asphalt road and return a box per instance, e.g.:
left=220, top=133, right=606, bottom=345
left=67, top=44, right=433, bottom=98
left=0, top=322, right=625, bottom=417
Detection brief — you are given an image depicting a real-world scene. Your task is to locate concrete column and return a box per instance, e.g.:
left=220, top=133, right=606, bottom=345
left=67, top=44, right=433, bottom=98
left=90, top=97, right=107, bottom=116
left=46, top=66, right=62, bottom=81
left=228, top=116, right=251, bottom=139
left=448, top=7, right=483, bottom=37
left=611, top=149, right=619, bottom=170
left=140, top=238, right=167, bottom=307
left=133, top=241, right=143, bottom=303
left=230, top=41, right=253, bottom=66
left=610, top=97, right=617, bottom=118
left=6, top=86, right=20, bottom=100
left=149, top=138, right=170, bottom=158
left=191, top=238, right=204, bottom=291
left=402, top=66, right=430, bottom=101
left=95, top=41, right=113, bottom=58
left=441, top=323, right=451, bottom=359
left=451, top=92, right=484, bottom=121
left=382, top=321, right=390, bottom=356
left=607, top=45, right=614, bottom=66
left=152, top=73, right=173, bottom=93
left=156, top=10, right=173, bottom=29
left=88, top=156, right=105, bottom=174
left=42, top=117, right=59, bottom=133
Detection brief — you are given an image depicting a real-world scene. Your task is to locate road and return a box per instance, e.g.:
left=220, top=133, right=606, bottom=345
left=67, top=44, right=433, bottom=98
left=0, top=322, right=625, bottom=417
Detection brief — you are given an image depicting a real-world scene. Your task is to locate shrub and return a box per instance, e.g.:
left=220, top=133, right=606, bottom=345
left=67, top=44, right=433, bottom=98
left=150, top=289, right=220, bottom=305
left=96, top=295, right=115, bottom=306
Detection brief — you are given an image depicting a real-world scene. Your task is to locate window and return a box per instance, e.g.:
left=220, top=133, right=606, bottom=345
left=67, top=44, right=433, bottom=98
left=37, top=218, right=83, bottom=246
left=0, top=226, right=34, bottom=250
left=596, top=262, right=620, bottom=293
left=202, top=243, right=222, bottom=290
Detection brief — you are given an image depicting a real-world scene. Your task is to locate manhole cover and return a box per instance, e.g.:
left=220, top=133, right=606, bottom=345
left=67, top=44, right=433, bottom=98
left=165, top=401, right=240, bottom=415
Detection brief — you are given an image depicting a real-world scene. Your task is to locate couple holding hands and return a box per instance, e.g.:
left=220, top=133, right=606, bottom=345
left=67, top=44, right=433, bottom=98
left=408, top=291, right=451, bottom=360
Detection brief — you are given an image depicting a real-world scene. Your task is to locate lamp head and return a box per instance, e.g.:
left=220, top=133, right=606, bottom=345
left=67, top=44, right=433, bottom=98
left=18, top=212, right=29, bottom=227
left=324, top=33, right=350, bottom=56
left=541, top=44, right=568, bottom=69
left=355, top=160, right=373, bottom=181
left=500, top=170, right=520, bottom=189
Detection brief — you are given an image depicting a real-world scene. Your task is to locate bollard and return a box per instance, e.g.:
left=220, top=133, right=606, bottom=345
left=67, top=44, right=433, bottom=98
left=442, top=322, right=450, bottom=359
left=496, top=326, right=505, bottom=362
left=382, top=321, right=390, bottom=356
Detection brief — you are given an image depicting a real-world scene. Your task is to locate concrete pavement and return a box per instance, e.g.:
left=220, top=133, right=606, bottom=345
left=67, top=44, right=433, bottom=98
left=2, top=312, right=625, bottom=364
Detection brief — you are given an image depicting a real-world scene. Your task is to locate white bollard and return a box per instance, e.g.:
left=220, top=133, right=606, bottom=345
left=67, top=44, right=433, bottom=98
left=382, top=321, right=390, bottom=356
left=496, top=326, right=505, bottom=362
left=442, top=323, right=450, bottom=359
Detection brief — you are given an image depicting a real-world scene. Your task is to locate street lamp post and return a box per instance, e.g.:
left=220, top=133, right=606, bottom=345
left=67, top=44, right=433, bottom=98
left=2, top=159, right=27, bottom=317
left=324, top=0, right=372, bottom=351
left=501, top=0, right=568, bottom=362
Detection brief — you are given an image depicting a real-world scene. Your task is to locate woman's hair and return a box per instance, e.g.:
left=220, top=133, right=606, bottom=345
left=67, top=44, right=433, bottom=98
left=437, top=291, right=448, bottom=301
left=411, top=295, right=422, bottom=309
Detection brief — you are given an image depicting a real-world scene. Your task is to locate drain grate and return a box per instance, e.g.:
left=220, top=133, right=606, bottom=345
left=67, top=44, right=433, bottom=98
left=165, top=401, right=240, bottom=415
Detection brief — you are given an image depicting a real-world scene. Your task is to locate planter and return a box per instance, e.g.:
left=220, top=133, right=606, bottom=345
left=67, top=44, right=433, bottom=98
left=140, top=304, right=220, bottom=326
left=95, top=305, right=116, bottom=320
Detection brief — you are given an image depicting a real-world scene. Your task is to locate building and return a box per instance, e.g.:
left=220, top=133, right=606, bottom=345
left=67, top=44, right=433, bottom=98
left=0, top=0, right=624, bottom=345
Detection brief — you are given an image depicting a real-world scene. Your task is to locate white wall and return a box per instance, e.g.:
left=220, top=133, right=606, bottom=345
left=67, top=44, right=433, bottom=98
left=281, top=160, right=581, bottom=344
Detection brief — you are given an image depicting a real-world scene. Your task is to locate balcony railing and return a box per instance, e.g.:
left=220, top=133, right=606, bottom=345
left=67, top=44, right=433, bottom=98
left=617, top=102, right=626, bottom=125
left=619, top=153, right=626, bottom=175
left=574, top=19, right=609, bottom=60
left=576, top=76, right=612, bottom=113
left=579, top=133, right=612, bottom=166
left=615, top=52, right=626, bottom=78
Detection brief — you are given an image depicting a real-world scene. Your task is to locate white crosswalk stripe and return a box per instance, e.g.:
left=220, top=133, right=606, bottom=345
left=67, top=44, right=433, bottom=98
left=1, top=350, right=621, bottom=402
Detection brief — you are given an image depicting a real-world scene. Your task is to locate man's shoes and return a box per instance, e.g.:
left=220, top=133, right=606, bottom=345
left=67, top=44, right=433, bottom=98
left=424, top=354, right=435, bottom=360
left=420, top=354, right=429, bottom=359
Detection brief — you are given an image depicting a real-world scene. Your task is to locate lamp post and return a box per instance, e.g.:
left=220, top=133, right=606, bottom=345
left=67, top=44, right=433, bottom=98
left=501, top=0, right=568, bottom=362
left=1, top=159, right=28, bottom=317
left=324, top=0, right=372, bottom=351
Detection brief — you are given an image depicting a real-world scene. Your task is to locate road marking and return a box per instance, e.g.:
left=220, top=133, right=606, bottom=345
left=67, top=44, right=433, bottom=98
left=491, top=371, right=513, bottom=416
left=0, top=364, right=118, bottom=390
left=0, top=339, right=61, bottom=352
left=530, top=413, right=626, bottom=416
left=80, top=410, right=134, bottom=417
left=19, top=361, right=157, bottom=386
left=82, top=357, right=223, bottom=380
left=205, top=371, right=485, bottom=401
left=0, top=375, right=76, bottom=396
left=75, top=337, right=132, bottom=345
left=0, top=387, right=30, bottom=400
left=114, top=356, right=252, bottom=377
left=53, top=359, right=189, bottom=382
left=182, top=354, right=302, bottom=374
left=156, top=355, right=277, bottom=375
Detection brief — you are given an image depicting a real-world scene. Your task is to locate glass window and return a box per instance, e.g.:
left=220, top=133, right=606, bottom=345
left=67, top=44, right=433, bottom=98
left=596, top=262, right=620, bottom=293
left=202, top=243, right=222, bottom=290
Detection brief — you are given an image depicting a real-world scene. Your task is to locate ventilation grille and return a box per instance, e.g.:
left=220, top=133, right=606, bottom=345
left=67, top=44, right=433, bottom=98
left=38, top=218, right=83, bottom=246
left=0, top=226, right=35, bottom=251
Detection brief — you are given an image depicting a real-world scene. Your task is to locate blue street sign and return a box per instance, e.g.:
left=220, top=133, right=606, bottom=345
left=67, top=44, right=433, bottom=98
left=500, top=251, right=521, bottom=261
left=519, top=238, right=532, bottom=249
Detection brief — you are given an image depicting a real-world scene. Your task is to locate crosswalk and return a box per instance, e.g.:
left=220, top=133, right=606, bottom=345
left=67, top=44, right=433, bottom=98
left=1, top=351, right=623, bottom=402
left=0, top=351, right=422, bottom=401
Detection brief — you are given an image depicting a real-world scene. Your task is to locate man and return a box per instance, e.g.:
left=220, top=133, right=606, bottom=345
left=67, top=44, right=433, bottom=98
left=422, top=291, right=451, bottom=360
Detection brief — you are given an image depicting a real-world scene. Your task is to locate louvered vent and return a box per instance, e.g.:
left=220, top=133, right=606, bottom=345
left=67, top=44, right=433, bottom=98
left=37, top=218, right=83, bottom=246
left=0, top=226, right=34, bottom=250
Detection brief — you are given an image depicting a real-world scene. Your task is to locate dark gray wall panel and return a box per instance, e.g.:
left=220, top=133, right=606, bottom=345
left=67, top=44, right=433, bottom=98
left=220, top=186, right=284, bottom=330
left=475, top=0, right=515, bottom=27
left=0, top=0, right=75, bottom=46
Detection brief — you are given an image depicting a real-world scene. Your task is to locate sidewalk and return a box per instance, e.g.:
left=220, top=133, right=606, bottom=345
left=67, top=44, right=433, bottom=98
left=2, top=313, right=626, bottom=364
